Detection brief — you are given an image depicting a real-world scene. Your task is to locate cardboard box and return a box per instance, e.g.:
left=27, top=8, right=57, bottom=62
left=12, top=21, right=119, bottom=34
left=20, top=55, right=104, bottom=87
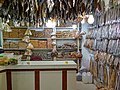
left=38, top=41, right=47, bottom=48
left=35, top=31, right=44, bottom=38
left=18, top=29, right=26, bottom=38
left=3, top=41, right=9, bottom=48
left=44, top=29, right=53, bottom=38
left=9, top=29, right=19, bottom=38
left=18, top=41, right=27, bottom=48
left=3, top=31, right=10, bottom=38
left=9, top=42, right=19, bottom=48
left=30, top=40, right=39, bottom=48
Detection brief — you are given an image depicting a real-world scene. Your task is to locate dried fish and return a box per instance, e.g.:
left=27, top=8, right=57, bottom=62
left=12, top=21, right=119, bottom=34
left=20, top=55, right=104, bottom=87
left=0, top=0, right=105, bottom=25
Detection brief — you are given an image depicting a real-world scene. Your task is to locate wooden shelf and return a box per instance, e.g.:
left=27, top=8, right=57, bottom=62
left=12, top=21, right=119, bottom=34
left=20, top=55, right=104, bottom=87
left=11, top=27, right=28, bottom=29
left=3, top=38, right=22, bottom=40
left=4, top=48, right=25, bottom=50
left=3, top=38, right=80, bottom=40
left=3, top=38, right=48, bottom=40
left=4, top=48, right=81, bottom=51
left=31, top=48, right=52, bottom=50
left=4, top=48, right=53, bottom=51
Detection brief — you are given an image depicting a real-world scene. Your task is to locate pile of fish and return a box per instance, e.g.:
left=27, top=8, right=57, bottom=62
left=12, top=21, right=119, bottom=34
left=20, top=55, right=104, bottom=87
left=0, top=0, right=105, bottom=26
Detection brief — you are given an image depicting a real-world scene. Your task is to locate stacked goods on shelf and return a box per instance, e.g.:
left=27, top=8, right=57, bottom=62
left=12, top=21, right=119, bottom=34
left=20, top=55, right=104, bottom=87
left=3, top=28, right=53, bottom=49
left=9, top=29, right=19, bottom=38
left=2, top=27, right=81, bottom=61
left=44, top=29, right=53, bottom=38
left=85, top=5, right=120, bottom=90
left=56, top=30, right=77, bottom=38
left=2, top=28, right=53, bottom=38
left=38, top=41, right=47, bottom=48
left=9, top=41, right=19, bottom=48
left=3, top=31, right=9, bottom=38
left=18, top=41, right=27, bottom=48
left=30, top=40, right=39, bottom=48
left=57, top=42, right=77, bottom=49
left=47, top=38, right=53, bottom=48
left=34, top=31, right=44, bottom=38
left=18, top=29, right=26, bottom=38
left=3, top=41, right=9, bottom=48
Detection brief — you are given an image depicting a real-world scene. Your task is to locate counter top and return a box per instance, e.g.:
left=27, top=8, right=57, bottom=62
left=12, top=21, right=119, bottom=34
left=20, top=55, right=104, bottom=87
left=0, top=61, right=77, bottom=72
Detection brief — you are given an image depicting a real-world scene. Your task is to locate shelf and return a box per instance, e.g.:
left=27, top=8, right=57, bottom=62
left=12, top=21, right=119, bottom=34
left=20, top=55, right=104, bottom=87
left=3, top=38, right=81, bottom=40
left=57, top=48, right=77, bottom=51
left=10, top=27, right=75, bottom=29
left=11, top=26, right=28, bottom=29
left=3, top=38, right=22, bottom=40
left=21, top=59, right=52, bottom=61
left=56, top=38, right=75, bottom=40
left=4, top=48, right=53, bottom=51
left=3, top=38, right=48, bottom=40
left=56, top=58, right=77, bottom=61
left=56, top=27, right=74, bottom=29
left=30, top=38, right=48, bottom=40
left=31, top=48, right=52, bottom=50
left=4, top=48, right=26, bottom=50
left=3, top=48, right=81, bottom=51
left=57, top=48, right=81, bottom=50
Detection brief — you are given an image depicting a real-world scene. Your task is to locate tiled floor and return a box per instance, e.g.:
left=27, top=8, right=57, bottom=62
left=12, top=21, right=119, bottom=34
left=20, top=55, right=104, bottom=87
left=76, top=81, right=96, bottom=90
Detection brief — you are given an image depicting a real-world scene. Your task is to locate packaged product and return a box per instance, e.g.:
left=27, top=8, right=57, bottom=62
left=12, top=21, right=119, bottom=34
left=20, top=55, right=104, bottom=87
left=9, top=29, right=19, bottom=38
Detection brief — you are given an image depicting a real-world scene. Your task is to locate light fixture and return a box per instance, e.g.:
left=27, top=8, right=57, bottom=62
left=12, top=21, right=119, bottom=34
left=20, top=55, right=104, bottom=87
left=46, top=19, right=56, bottom=28
left=46, top=20, right=52, bottom=27
left=72, top=24, right=77, bottom=29
left=87, top=14, right=94, bottom=24
left=52, top=21, right=56, bottom=27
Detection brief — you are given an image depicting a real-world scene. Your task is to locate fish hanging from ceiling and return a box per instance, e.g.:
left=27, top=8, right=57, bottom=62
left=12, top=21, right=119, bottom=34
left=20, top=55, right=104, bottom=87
left=0, top=0, right=104, bottom=26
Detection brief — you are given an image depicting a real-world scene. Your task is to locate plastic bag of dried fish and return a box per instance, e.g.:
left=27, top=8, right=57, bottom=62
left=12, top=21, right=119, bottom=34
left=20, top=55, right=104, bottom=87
left=102, top=39, right=108, bottom=52
left=101, top=26, right=109, bottom=39
left=92, top=39, right=97, bottom=51
left=108, top=40, right=117, bottom=54
left=96, top=28, right=102, bottom=40
left=116, top=39, right=120, bottom=56
left=116, top=23, right=120, bottom=39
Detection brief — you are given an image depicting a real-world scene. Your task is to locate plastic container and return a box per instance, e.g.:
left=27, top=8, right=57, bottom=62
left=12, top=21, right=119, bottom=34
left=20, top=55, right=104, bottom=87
left=82, top=72, right=88, bottom=83
left=87, top=72, right=93, bottom=83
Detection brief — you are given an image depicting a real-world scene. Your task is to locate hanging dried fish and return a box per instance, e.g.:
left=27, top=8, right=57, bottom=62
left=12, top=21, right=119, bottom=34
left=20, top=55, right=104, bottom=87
left=0, top=0, right=102, bottom=26
left=47, top=0, right=54, bottom=13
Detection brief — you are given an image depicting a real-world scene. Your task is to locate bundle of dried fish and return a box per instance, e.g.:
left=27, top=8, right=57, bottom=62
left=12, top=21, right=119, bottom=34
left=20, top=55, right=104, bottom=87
left=0, top=0, right=103, bottom=26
